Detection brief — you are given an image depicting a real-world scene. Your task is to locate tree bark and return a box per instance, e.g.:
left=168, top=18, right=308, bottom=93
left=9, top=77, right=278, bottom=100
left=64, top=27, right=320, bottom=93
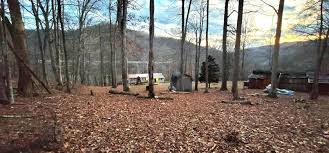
left=121, top=0, right=129, bottom=91
left=30, top=0, right=48, bottom=85
left=7, top=0, right=33, bottom=96
left=109, top=0, right=117, bottom=88
left=194, top=23, right=199, bottom=91
left=205, top=0, right=209, bottom=93
left=220, top=0, right=229, bottom=91
left=99, top=25, right=105, bottom=86
left=269, top=0, right=285, bottom=98
left=57, top=0, right=70, bottom=93
left=195, top=2, right=204, bottom=91
left=1, top=0, right=14, bottom=104
left=232, top=0, right=244, bottom=100
left=179, top=0, right=185, bottom=91
left=148, top=0, right=155, bottom=98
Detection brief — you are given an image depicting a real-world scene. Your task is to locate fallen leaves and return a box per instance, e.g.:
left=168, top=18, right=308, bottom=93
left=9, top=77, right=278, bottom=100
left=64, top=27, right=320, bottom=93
left=0, top=86, right=329, bottom=152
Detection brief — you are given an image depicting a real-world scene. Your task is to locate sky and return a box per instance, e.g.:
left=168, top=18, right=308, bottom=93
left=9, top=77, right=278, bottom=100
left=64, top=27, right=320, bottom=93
left=20, top=0, right=312, bottom=48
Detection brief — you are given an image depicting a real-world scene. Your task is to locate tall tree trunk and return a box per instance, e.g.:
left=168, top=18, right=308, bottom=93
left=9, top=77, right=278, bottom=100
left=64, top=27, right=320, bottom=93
left=221, top=0, right=229, bottom=91
left=241, top=26, right=246, bottom=79
left=121, top=0, right=129, bottom=91
left=1, top=0, right=14, bottom=103
left=310, top=0, right=324, bottom=100
left=31, top=0, right=48, bottom=85
left=269, top=0, right=285, bottom=98
left=232, top=0, right=244, bottom=100
left=205, top=0, right=209, bottom=93
left=111, top=26, right=117, bottom=88
left=45, top=0, right=61, bottom=85
left=7, top=0, right=33, bottom=96
left=51, top=0, right=63, bottom=85
left=194, top=24, right=199, bottom=91
left=0, top=6, right=9, bottom=104
left=148, top=0, right=155, bottom=98
left=195, top=3, right=204, bottom=91
left=179, top=0, right=185, bottom=91
left=99, top=25, right=105, bottom=86
left=57, top=0, right=70, bottom=93
left=109, top=0, right=117, bottom=88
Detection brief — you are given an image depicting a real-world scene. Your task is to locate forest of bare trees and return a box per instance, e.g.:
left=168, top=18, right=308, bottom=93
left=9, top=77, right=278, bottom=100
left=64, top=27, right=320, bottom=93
left=0, top=0, right=328, bottom=102
left=1, top=0, right=329, bottom=152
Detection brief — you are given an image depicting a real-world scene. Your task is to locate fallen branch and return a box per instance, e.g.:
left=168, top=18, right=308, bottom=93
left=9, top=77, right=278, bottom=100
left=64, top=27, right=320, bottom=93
left=7, top=41, right=52, bottom=94
left=160, top=91, right=191, bottom=95
left=136, top=95, right=174, bottom=100
left=0, top=115, right=33, bottom=118
left=109, top=90, right=139, bottom=96
left=221, top=100, right=254, bottom=105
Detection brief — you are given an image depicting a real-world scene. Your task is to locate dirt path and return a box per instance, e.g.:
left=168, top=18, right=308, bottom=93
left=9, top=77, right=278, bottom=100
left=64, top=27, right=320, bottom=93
left=1, top=85, right=328, bottom=152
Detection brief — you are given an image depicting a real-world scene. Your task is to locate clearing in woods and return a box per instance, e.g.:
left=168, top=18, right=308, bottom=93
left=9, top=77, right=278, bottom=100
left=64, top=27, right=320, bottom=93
left=0, top=83, right=329, bottom=152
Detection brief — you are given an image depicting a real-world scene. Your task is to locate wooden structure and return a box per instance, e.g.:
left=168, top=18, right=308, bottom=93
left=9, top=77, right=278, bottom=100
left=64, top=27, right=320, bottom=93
left=170, top=72, right=193, bottom=92
left=246, top=70, right=329, bottom=95
left=278, top=73, right=309, bottom=92
left=176, top=74, right=193, bottom=92
left=307, top=72, right=329, bottom=95
left=247, top=70, right=271, bottom=89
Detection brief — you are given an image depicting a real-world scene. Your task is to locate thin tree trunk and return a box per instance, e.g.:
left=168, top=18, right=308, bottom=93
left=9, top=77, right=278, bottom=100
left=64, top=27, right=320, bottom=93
left=221, top=0, right=229, bottom=91
left=195, top=4, right=204, bottom=91
left=148, top=0, right=155, bottom=98
left=179, top=0, right=185, bottom=91
left=99, top=25, right=105, bottom=86
left=205, top=0, right=209, bottom=93
left=194, top=25, right=199, bottom=91
left=310, top=0, right=324, bottom=100
left=232, top=0, right=244, bottom=100
left=45, top=0, right=61, bottom=85
left=109, top=0, right=117, bottom=88
left=31, top=0, right=48, bottom=85
left=121, top=0, right=129, bottom=91
left=7, top=0, right=33, bottom=96
left=57, top=0, right=70, bottom=93
left=269, top=0, right=284, bottom=98
left=51, top=0, right=63, bottom=85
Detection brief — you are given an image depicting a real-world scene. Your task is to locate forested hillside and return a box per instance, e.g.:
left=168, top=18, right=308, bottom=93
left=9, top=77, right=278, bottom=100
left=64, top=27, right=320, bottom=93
left=25, top=24, right=327, bottom=82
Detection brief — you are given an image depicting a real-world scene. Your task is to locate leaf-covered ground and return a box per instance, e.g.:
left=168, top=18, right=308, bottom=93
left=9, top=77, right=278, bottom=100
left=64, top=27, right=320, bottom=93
left=1, top=84, right=329, bottom=152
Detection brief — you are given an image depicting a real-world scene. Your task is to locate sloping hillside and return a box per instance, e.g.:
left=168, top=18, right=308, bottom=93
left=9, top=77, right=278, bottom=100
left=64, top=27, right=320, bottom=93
left=25, top=24, right=326, bottom=81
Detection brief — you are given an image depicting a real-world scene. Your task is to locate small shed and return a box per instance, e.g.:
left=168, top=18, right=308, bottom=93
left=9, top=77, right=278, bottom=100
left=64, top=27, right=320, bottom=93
left=170, top=72, right=193, bottom=92
left=247, top=70, right=271, bottom=89
left=307, top=72, right=329, bottom=95
left=278, top=72, right=309, bottom=92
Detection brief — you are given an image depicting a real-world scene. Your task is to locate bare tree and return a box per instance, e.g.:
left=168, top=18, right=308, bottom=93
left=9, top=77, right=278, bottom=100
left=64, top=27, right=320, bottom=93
left=148, top=0, right=155, bottom=97
left=99, top=24, right=105, bottom=86
left=30, top=0, right=48, bottom=85
left=40, top=0, right=63, bottom=86
left=6, top=0, right=33, bottom=96
left=220, top=0, right=229, bottom=91
left=57, top=0, right=70, bottom=93
left=74, top=0, right=100, bottom=84
left=232, top=0, right=244, bottom=100
left=204, top=0, right=209, bottom=93
left=121, top=0, right=129, bottom=91
left=109, top=0, right=117, bottom=88
left=267, top=0, right=285, bottom=98
left=1, top=0, right=14, bottom=103
left=194, top=0, right=205, bottom=91
left=310, top=0, right=325, bottom=100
